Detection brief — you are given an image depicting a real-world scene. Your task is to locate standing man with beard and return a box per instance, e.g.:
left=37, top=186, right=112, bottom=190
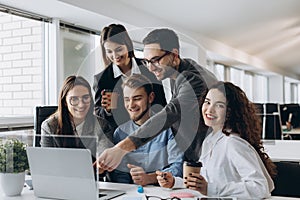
left=97, top=28, right=217, bottom=171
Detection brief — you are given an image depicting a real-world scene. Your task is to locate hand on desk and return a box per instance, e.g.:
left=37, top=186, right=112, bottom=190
left=156, top=171, right=174, bottom=188
left=128, top=164, right=157, bottom=186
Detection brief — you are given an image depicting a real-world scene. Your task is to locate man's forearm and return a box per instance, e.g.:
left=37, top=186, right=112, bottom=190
left=116, top=137, right=137, bottom=152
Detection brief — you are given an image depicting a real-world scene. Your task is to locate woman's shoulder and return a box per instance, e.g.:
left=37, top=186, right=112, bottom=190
left=94, top=63, right=113, bottom=80
left=41, top=115, right=58, bottom=133
left=224, top=134, right=254, bottom=152
left=42, top=115, right=57, bottom=125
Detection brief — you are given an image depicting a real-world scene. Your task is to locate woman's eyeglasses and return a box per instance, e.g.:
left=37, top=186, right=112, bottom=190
left=69, top=95, right=91, bottom=106
left=145, top=195, right=180, bottom=200
left=142, top=51, right=171, bottom=67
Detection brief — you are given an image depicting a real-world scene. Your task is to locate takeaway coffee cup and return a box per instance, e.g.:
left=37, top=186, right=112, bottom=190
left=102, top=89, right=118, bottom=110
left=183, top=161, right=202, bottom=187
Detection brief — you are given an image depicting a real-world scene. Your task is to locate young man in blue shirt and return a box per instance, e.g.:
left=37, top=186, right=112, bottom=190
left=110, top=74, right=183, bottom=185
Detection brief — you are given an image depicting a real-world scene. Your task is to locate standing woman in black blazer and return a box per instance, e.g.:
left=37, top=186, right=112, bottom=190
left=93, top=24, right=166, bottom=141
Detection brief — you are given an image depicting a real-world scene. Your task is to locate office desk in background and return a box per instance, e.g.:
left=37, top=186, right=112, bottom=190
left=283, top=128, right=300, bottom=140
left=263, top=140, right=300, bottom=162
left=0, top=181, right=299, bottom=200
left=283, top=128, right=300, bottom=135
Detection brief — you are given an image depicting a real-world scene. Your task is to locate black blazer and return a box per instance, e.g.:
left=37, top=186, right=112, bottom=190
left=93, top=58, right=167, bottom=138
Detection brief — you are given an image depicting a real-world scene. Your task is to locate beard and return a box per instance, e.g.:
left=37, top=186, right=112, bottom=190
left=131, top=104, right=150, bottom=122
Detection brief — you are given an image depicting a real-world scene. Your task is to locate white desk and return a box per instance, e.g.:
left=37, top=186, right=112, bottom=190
left=263, top=140, right=300, bottom=162
left=283, top=128, right=300, bottom=135
left=0, top=181, right=299, bottom=200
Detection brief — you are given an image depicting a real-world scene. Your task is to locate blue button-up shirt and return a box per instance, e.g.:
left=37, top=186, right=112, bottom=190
left=111, top=119, right=184, bottom=184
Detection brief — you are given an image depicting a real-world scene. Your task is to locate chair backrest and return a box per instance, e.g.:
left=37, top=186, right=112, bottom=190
left=254, top=103, right=264, bottom=134
left=264, top=103, right=282, bottom=140
left=272, top=161, right=300, bottom=197
left=34, top=106, right=58, bottom=147
left=254, top=103, right=264, bottom=114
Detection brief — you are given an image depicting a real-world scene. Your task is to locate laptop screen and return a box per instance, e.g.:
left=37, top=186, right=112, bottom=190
left=36, top=134, right=98, bottom=179
left=27, top=147, right=99, bottom=200
left=39, top=135, right=97, bottom=159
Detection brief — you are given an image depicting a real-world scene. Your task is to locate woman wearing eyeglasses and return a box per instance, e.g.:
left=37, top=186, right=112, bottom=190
left=93, top=24, right=166, bottom=139
left=40, top=75, right=113, bottom=158
left=156, top=82, right=276, bottom=199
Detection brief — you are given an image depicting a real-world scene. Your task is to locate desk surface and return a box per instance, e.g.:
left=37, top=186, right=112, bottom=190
left=263, top=140, right=300, bottom=162
left=0, top=181, right=299, bottom=200
left=283, top=128, right=300, bottom=135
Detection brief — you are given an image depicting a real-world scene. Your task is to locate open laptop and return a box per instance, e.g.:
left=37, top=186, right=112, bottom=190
left=27, top=147, right=125, bottom=200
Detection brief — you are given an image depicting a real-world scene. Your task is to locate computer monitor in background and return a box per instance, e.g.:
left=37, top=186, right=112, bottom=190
left=265, top=103, right=282, bottom=140
left=254, top=103, right=264, bottom=137
left=254, top=103, right=282, bottom=140
left=280, top=104, right=300, bottom=129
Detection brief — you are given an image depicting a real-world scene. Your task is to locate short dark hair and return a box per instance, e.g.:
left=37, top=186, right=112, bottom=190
left=122, top=74, right=153, bottom=96
left=142, top=28, right=180, bottom=53
left=100, top=24, right=135, bottom=66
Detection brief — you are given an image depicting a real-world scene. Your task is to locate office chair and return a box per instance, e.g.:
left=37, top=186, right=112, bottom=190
left=254, top=103, right=264, bottom=114
left=33, top=106, right=58, bottom=147
left=253, top=103, right=264, bottom=133
left=272, top=161, right=300, bottom=197
left=264, top=103, right=282, bottom=140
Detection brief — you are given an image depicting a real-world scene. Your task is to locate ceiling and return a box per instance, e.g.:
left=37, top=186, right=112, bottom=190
left=1, top=0, right=300, bottom=80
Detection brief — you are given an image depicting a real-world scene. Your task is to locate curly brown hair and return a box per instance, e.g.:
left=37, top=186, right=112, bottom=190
left=200, top=81, right=277, bottom=178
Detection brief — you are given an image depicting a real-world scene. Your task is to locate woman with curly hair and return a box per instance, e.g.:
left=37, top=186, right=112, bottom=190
left=156, top=81, right=276, bottom=199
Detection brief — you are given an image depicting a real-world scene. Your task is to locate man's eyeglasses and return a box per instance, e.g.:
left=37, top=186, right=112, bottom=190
left=145, top=195, right=180, bottom=200
left=69, top=95, right=91, bottom=106
left=142, top=51, right=171, bottom=67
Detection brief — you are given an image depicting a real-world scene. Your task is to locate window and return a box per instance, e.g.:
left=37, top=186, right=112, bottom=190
left=58, top=25, right=100, bottom=96
left=253, top=74, right=268, bottom=103
left=284, top=77, right=300, bottom=104
left=298, top=83, right=300, bottom=102
left=244, top=72, right=253, bottom=101
left=291, top=83, right=298, bottom=103
left=230, top=67, right=244, bottom=88
left=0, top=11, right=46, bottom=120
left=285, top=81, right=291, bottom=103
left=214, top=64, right=225, bottom=81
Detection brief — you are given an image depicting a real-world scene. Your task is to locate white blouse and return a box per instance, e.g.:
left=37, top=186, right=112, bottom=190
left=173, top=130, right=274, bottom=199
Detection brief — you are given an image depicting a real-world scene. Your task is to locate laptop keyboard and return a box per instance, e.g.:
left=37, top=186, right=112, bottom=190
left=99, top=194, right=107, bottom=198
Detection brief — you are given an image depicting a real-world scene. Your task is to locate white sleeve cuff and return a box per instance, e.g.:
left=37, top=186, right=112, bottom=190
left=207, top=182, right=218, bottom=196
left=173, top=177, right=184, bottom=189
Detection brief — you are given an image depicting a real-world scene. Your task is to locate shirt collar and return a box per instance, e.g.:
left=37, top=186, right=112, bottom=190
left=112, top=58, right=141, bottom=79
left=205, top=129, right=224, bottom=145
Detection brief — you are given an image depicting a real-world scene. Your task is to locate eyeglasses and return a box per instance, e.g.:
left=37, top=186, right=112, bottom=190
left=142, top=51, right=171, bottom=67
left=145, top=195, right=180, bottom=200
left=68, top=94, right=91, bottom=106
